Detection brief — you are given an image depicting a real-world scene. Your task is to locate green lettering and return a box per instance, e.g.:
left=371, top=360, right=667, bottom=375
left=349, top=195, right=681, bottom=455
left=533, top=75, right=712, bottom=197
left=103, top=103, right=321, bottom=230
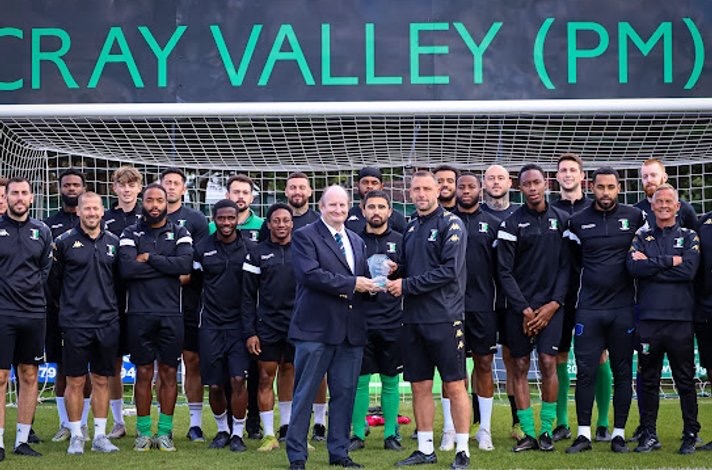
left=453, top=22, right=502, bottom=84
left=410, top=22, right=449, bottom=85
left=31, top=28, right=78, bottom=89
left=259, top=24, right=315, bottom=86
left=365, top=23, right=402, bottom=85
left=567, top=22, right=609, bottom=84
left=210, top=24, right=262, bottom=87
left=618, top=22, right=672, bottom=84
left=88, top=27, right=144, bottom=88
left=321, top=24, right=358, bottom=85
left=0, top=28, right=23, bottom=90
left=138, top=25, right=186, bottom=87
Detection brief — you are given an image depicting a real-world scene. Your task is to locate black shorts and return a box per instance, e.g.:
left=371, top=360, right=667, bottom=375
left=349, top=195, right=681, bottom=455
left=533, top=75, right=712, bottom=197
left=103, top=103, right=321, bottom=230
left=465, top=311, right=498, bottom=357
left=505, top=306, right=564, bottom=359
left=199, top=327, right=250, bottom=385
left=695, top=320, right=712, bottom=370
left=258, top=336, right=295, bottom=364
left=402, top=322, right=466, bottom=383
left=128, top=315, right=184, bottom=368
left=496, top=308, right=508, bottom=346
left=183, top=324, right=200, bottom=353
left=558, top=303, right=577, bottom=353
left=0, top=315, right=46, bottom=369
left=361, top=327, right=403, bottom=376
left=45, top=310, right=63, bottom=364
left=62, top=323, right=119, bottom=377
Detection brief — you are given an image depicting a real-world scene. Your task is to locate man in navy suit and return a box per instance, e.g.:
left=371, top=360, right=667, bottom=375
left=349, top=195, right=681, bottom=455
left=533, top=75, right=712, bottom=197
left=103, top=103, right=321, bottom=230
left=286, top=185, right=381, bottom=469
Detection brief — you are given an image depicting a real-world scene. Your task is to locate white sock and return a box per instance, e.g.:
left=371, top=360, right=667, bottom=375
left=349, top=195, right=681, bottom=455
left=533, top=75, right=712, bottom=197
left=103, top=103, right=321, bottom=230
left=94, top=417, right=107, bottom=438
left=441, top=398, right=455, bottom=433
left=188, top=402, right=203, bottom=429
left=56, top=396, right=69, bottom=428
left=417, top=431, right=434, bottom=454
left=313, top=403, right=327, bottom=425
left=214, top=411, right=229, bottom=434
left=578, top=425, right=592, bottom=440
left=260, top=411, right=275, bottom=437
left=15, top=423, right=30, bottom=448
left=0, top=427, right=4, bottom=449
left=110, top=399, right=124, bottom=426
left=232, top=417, right=246, bottom=437
left=81, top=398, right=91, bottom=427
left=68, top=420, right=82, bottom=439
left=455, top=433, right=470, bottom=457
left=478, top=396, right=494, bottom=432
left=279, top=401, right=292, bottom=426
left=612, top=427, right=625, bottom=440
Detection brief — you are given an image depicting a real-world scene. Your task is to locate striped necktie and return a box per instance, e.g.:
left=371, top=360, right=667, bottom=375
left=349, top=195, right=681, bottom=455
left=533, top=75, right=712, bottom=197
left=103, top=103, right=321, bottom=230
left=334, top=232, right=347, bottom=258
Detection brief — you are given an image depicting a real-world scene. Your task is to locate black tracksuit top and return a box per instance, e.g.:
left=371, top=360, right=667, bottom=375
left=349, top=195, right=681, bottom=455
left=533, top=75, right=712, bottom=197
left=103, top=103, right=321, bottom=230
left=360, top=227, right=403, bottom=330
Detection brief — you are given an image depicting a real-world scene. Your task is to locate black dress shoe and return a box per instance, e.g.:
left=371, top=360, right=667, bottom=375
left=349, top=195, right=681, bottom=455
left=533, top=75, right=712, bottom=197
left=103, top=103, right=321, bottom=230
left=512, top=435, right=539, bottom=452
left=278, top=424, right=289, bottom=442
left=566, top=435, right=592, bottom=454
left=552, top=425, right=571, bottom=442
left=595, top=426, right=611, bottom=442
left=329, top=457, right=363, bottom=468
left=13, top=443, right=42, bottom=457
left=28, top=428, right=41, bottom=444
left=699, top=440, right=712, bottom=451
left=396, top=450, right=438, bottom=466
left=312, top=424, right=327, bottom=442
left=290, top=460, right=306, bottom=470
left=384, top=436, right=404, bottom=451
left=229, top=435, right=247, bottom=452
left=348, top=436, right=365, bottom=451
left=679, top=433, right=697, bottom=455
left=610, top=435, right=629, bottom=453
left=0, top=447, right=5, bottom=462
left=635, top=431, right=661, bottom=453
left=538, top=432, right=554, bottom=452
left=209, top=431, right=231, bottom=449
left=450, top=450, right=470, bottom=469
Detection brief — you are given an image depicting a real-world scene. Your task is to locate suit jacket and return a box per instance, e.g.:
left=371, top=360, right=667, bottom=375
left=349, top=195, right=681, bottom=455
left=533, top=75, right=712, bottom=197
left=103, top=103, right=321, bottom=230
left=289, top=219, right=369, bottom=346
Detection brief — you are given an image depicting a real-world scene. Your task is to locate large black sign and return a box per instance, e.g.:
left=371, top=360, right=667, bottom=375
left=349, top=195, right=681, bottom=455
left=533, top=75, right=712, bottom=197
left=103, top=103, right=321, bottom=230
left=1, top=0, right=710, bottom=104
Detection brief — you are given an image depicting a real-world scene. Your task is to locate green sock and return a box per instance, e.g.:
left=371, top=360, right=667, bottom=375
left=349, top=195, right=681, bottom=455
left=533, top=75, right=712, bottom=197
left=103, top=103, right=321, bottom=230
left=516, top=407, right=536, bottom=439
left=157, top=413, right=173, bottom=437
left=380, top=374, right=400, bottom=439
left=351, top=375, right=371, bottom=440
left=556, top=361, right=570, bottom=428
left=595, top=360, right=612, bottom=428
left=136, top=415, right=152, bottom=437
left=540, top=401, right=557, bottom=435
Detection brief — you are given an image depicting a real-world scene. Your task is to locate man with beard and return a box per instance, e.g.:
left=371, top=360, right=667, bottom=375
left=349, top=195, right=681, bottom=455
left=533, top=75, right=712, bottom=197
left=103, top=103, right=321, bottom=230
left=550, top=154, right=613, bottom=444
left=434, top=165, right=459, bottom=211
left=160, top=167, right=209, bottom=442
left=348, top=190, right=403, bottom=453
left=480, top=164, right=522, bottom=440
left=635, top=159, right=697, bottom=230
left=563, top=167, right=645, bottom=454
left=0, top=177, right=53, bottom=459
left=258, top=172, right=320, bottom=241
left=452, top=173, right=499, bottom=452
left=49, top=192, right=121, bottom=455
left=243, top=203, right=297, bottom=451
left=346, top=167, right=407, bottom=234
left=194, top=200, right=253, bottom=452
left=45, top=168, right=91, bottom=443
left=119, top=184, right=193, bottom=451
left=387, top=171, right=471, bottom=469
left=0, top=178, right=7, bottom=215
left=102, top=166, right=143, bottom=439
left=497, top=164, right=569, bottom=452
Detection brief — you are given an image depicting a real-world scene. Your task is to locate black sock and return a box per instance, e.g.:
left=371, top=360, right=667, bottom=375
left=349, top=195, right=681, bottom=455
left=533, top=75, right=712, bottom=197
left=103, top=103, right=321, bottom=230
left=471, top=393, right=480, bottom=424
left=508, top=395, right=519, bottom=425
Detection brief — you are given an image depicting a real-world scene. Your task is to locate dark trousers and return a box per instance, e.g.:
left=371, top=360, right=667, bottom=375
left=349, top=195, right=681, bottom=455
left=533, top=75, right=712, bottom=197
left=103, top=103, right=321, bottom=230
left=574, top=307, right=634, bottom=429
left=637, top=320, right=699, bottom=436
left=286, top=340, right=363, bottom=464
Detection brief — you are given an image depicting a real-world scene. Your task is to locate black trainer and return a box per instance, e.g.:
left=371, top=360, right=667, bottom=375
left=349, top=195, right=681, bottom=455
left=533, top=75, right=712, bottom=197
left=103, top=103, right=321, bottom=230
left=229, top=435, right=247, bottom=452
left=28, top=428, right=41, bottom=444
left=349, top=436, right=365, bottom=451
left=329, top=457, right=363, bottom=468
left=566, top=435, right=592, bottom=454
left=635, top=431, right=661, bottom=453
left=595, top=426, right=611, bottom=442
left=611, top=435, right=629, bottom=453
left=0, top=447, right=4, bottom=462
left=13, top=443, right=41, bottom=457
left=278, top=424, right=289, bottom=442
left=246, top=419, right=263, bottom=440
left=290, top=460, right=306, bottom=470
left=699, top=440, right=712, bottom=451
left=396, top=450, right=438, bottom=466
left=512, top=435, right=539, bottom=452
left=312, top=423, right=327, bottom=442
left=186, top=426, right=205, bottom=442
left=384, top=436, right=404, bottom=451
left=450, top=450, right=470, bottom=469
left=538, top=432, right=554, bottom=452
left=552, top=425, right=572, bottom=442
left=679, top=433, right=697, bottom=455
left=209, top=431, right=230, bottom=449
left=628, top=425, right=643, bottom=442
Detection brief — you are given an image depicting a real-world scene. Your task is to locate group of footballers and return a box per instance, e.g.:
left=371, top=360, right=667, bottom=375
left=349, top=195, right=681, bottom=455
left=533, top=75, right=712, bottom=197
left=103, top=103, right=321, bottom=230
left=0, top=154, right=710, bottom=468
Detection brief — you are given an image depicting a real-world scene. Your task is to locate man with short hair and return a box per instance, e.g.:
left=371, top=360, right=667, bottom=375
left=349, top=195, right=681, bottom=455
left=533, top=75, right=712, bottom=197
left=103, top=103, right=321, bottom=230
left=103, top=166, right=143, bottom=440
left=50, top=192, right=121, bottom=455
left=563, top=167, right=645, bottom=454
left=348, top=190, right=404, bottom=453
left=695, top=208, right=712, bottom=451
left=119, top=184, right=193, bottom=452
left=346, top=167, right=407, bottom=234
left=497, top=164, right=570, bottom=452
left=433, top=165, right=460, bottom=211
left=0, top=177, right=8, bottom=215
left=194, top=199, right=253, bottom=452
left=0, top=177, right=53, bottom=459
left=627, top=184, right=701, bottom=455
left=160, top=167, right=210, bottom=442
left=243, top=203, right=297, bottom=451
left=258, top=172, right=320, bottom=241
left=635, top=158, right=697, bottom=229
left=387, top=171, right=471, bottom=469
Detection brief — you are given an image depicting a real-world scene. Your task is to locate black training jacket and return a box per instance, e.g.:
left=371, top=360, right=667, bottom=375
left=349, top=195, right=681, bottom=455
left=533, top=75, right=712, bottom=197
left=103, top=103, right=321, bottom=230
left=44, top=209, right=79, bottom=239
left=695, top=213, right=712, bottom=322
left=360, top=227, right=403, bottom=330
left=103, top=204, right=142, bottom=238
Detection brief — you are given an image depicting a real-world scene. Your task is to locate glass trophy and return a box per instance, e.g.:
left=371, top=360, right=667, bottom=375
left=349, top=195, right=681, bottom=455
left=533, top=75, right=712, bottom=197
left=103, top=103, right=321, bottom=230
left=367, top=254, right=391, bottom=288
